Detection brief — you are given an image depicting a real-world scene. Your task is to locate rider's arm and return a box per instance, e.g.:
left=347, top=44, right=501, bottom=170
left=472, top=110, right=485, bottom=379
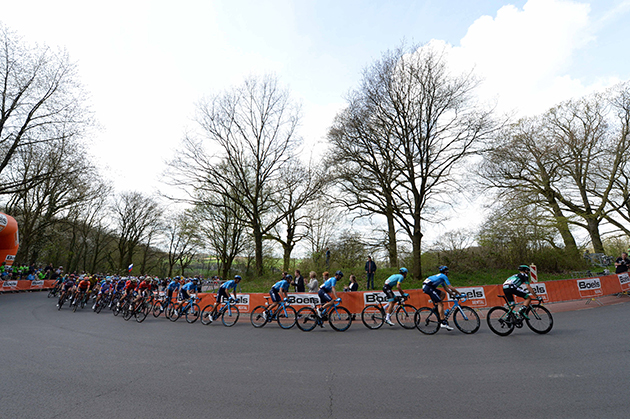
left=445, top=284, right=459, bottom=298
left=331, top=286, right=338, bottom=300
left=396, top=282, right=405, bottom=296
left=525, top=284, right=539, bottom=299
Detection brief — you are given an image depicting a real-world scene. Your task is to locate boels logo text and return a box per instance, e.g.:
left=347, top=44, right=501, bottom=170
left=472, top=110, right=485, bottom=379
left=530, top=283, right=547, bottom=295
left=287, top=294, right=320, bottom=305
left=577, top=278, right=601, bottom=290
left=364, top=292, right=389, bottom=304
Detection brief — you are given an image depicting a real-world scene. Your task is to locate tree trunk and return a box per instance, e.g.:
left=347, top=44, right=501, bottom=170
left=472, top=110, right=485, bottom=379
left=586, top=218, right=605, bottom=254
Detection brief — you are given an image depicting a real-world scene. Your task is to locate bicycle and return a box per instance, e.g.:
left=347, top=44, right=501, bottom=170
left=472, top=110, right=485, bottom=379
left=47, top=282, right=62, bottom=298
left=296, top=298, right=352, bottom=332
left=486, top=295, right=553, bottom=336
left=151, top=293, right=174, bottom=318
left=250, top=297, right=296, bottom=329
left=414, top=294, right=481, bottom=335
left=361, top=294, right=416, bottom=329
left=200, top=297, right=240, bottom=327
left=70, top=290, right=89, bottom=312
left=166, top=295, right=201, bottom=323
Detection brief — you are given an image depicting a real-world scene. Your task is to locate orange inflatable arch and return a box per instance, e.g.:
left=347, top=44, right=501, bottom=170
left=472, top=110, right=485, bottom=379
left=0, top=212, right=19, bottom=267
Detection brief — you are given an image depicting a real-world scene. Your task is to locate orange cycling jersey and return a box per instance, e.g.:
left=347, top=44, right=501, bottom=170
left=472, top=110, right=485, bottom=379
left=78, top=279, right=90, bottom=289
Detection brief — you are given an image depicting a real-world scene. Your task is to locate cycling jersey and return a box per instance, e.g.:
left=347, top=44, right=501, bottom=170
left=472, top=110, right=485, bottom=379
left=221, top=280, right=238, bottom=291
left=423, top=273, right=450, bottom=288
left=99, top=282, right=112, bottom=294
left=181, top=282, right=197, bottom=293
left=503, top=273, right=529, bottom=289
left=77, top=280, right=90, bottom=290
left=271, top=279, right=290, bottom=292
left=320, top=277, right=337, bottom=293
left=167, top=280, right=180, bottom=291
left=124, top=280, right=136, bottom=290
left=384, top=274, right=405, bottom=287
left=115, top=280, right=126, bottom=291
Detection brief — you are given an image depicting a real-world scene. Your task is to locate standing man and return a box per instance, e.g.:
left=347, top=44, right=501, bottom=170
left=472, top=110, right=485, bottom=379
left=615, top=252, right=630, bottom=274
left=293, top=269, right=305, bottom=292
left=325, top=247, right=331, bottom=269
left=365, top=255, right=377, bottom=290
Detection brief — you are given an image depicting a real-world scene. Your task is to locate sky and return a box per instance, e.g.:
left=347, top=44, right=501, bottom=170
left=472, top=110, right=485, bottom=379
left=2, top=0, right=630, bottom=246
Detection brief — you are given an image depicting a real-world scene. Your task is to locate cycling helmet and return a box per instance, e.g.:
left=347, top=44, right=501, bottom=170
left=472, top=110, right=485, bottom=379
left=439, top=266, right=449, bottom=274
left=335, top=270, right=344, bottom=277
left=234, top=275, right=242, bottom=281
left=399, top=267, right=408, bottom=274
left=285, top=274, right=293, bottom=280
left=518, top=265, right=531, bottom=272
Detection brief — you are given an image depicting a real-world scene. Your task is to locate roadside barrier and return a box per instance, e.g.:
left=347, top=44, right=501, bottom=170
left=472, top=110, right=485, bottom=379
left=3, top=273, right=629, bottom=313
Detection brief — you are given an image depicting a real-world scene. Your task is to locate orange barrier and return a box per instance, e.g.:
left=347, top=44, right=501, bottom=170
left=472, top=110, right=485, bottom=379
left=0, top=212, right=20, bottom=267
left=194, top=273, right=630, bottom=313
left=1, top=279, right=57, bottom=292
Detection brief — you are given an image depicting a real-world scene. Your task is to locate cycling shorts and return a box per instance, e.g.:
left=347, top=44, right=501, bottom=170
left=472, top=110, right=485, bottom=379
left=383, top=284, right=396, bottom=302
left=216, top=287, right=229, bottom=303
left=503, top=285, right=528, bottom=303
left=318, top=288, right=332, bottom=304
left=180, top=290, right=190, bottom=300
left=270, top=289, right=281, bottom=303
left=423, top=284, right=444, bottom=303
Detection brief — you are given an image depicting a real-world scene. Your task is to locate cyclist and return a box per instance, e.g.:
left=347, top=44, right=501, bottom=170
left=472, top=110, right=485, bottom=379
left=383, top=268, right=409, bottom=326
left=57, top=274, right=76, bottom=307
left=422, top=266, right=460, bottom=331
left=317, top=270, right=343, bottom=318
left=73, top=275, right=91, bottom=306
left=132, top=276, right=152, bottom=310
left=180, top=278, right=198, bottom=301
left=119, top=277, right=137, bottom=307
left=166, top=277, right=181, bottom=302
left=266, top=274, right=291, bottom=319
left=92, top=277, right=113, bottom=310
left=205, top=275, right=241, bottom=323
left=503, top=265, right=541, bottom=319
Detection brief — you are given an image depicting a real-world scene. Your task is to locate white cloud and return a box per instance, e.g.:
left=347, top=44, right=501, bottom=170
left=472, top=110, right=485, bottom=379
left=439, top=0, right=613, bottom=117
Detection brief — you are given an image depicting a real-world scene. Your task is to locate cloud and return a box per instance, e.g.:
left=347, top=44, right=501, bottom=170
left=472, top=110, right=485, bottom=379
left=438, top=0, right=615, bottom=117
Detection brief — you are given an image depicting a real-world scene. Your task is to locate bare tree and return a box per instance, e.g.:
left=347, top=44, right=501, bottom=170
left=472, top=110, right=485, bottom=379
left=328, top=43, right=496, bottom=279
left=0, top=23, right=93, bottom=195
left=168, top=75, right=302, bottom=276
left=112, top=191, right=162, bottom=274
left=162, top=210, right=203, bottom=277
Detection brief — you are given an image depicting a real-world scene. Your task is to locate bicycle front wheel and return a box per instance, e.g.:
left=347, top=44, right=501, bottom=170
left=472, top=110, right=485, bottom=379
left=414, top=307, right=440, bottom=335
left=250, top=305, right=268, bottom=328
left=277, top=306, right=297, bottom=329
left=166, top=304, right=180, bottom=322
left=135, top=302, right=149, bottom=323
left=486, top=306, right=515, bottom=336
left=453, top=306, right=480, bottom=334
left=222, top=305, right=240, bottom=327
left=296, top=307, right=318, bottom=332
left=396, top=304, right=417, bottom=329
left=525, top=304, right=553, bottom=334
left=186, top=303, right=200, bottom=324
left=329, top=306, right=352, bottom=331
left=361, top=305, right=385, bottom=329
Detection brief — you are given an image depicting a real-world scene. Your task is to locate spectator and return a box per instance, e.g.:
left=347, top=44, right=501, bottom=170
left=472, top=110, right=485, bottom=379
left=306, top=271, right=319, bottom=292
left=325, top=247, right=331, bottom=268
left=344, top=274, right=359, bottom=292
left=365, top=255, right=377, bottom=290
left=615, top=252, right=630, bottom=274
left=293, top=269, right=305, bottom=292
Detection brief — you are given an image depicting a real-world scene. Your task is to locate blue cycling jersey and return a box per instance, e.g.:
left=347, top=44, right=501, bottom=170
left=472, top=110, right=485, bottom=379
left=116, top=280, right=126, bottom=291
left=423, top=273, right=450, bottom=288
left=320, top=277, right=337, bottom=293
left=221, top=280, right=238, bottom=291
left=272, top=279, right=290, bottom=292
left=385, top=274, right=405, bottom=287
left=167, top=280, right=180, bottom=290
left=181, top=282, right=197, bottom=292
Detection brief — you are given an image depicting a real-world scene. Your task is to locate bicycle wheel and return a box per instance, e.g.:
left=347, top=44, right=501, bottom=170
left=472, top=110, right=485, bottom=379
left=296, top=307, right=318, bottom=332
left=186, top=303, right=200, bottom=324
left=167, top=304, right=180, bottom=321
left=486, top=306, right=515, bottom=336
left=396, top=304, right=417, bottom=329
left=94, top=299, right=104, bottom=314
left=250, top=305, right=268, bottom=328
left=57, top=295, right=65, bottom=310
left=525, top=304, right=553, bottom=334
left=361, top=305, right=385, bottom=329
left=122, top=304, right=133, bottom=321
left=222, top=305, right=240, bottom=327
left=329, top=306, right=352, bottom=332
left=453, top=306, right=480, bottom=334
left=47, top=288, right=56, bottom=298
left=277, top=306, right=297, bottom=329
left=135, top=302, right=149, bottom=323
left=72, top=298, right=79, bottom=312
left=414, top=307, right=440, bottom=335
left=200, top=305, right=215, bottom=325
left=152, top=301, right=164, bottom=318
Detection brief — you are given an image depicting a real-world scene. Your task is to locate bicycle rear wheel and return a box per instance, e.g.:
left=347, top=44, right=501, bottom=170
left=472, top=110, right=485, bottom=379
left=222, top=305, right=240, bottom=327
left=135, top=302, right=149, bottom=323
left=414, top=307, right=440, bottom=335
left=167, top=304, right=180, bottom=321
left=296, top=307, right=318, bottom=331
left=525, top=304, right=553, bottom=334
left=152, top=301, right=164, bottom=318
left=329, top=306, right=352, bottom=331
left=396, top=304, right=417, bottom=329
left=277, top=306, right=297, bottom=329
left=200, top=305, right=214, bottom=325
left=186, top=303, right=200, bottom=323
left=486, top=306, right=515, bottom=336
left=250, top=305, right=268, bottom=328
left=361, top=305, right=384, bottom=329
left=453, top=306, right=480, bottom=334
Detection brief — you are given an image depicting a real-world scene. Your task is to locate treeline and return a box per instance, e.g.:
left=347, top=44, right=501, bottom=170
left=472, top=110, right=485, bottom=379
left=1, top=24, right=628, bottom=279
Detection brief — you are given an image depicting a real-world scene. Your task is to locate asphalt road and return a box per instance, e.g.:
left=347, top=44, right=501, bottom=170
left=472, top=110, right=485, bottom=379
left=1, top=292, right=628, bottom=419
